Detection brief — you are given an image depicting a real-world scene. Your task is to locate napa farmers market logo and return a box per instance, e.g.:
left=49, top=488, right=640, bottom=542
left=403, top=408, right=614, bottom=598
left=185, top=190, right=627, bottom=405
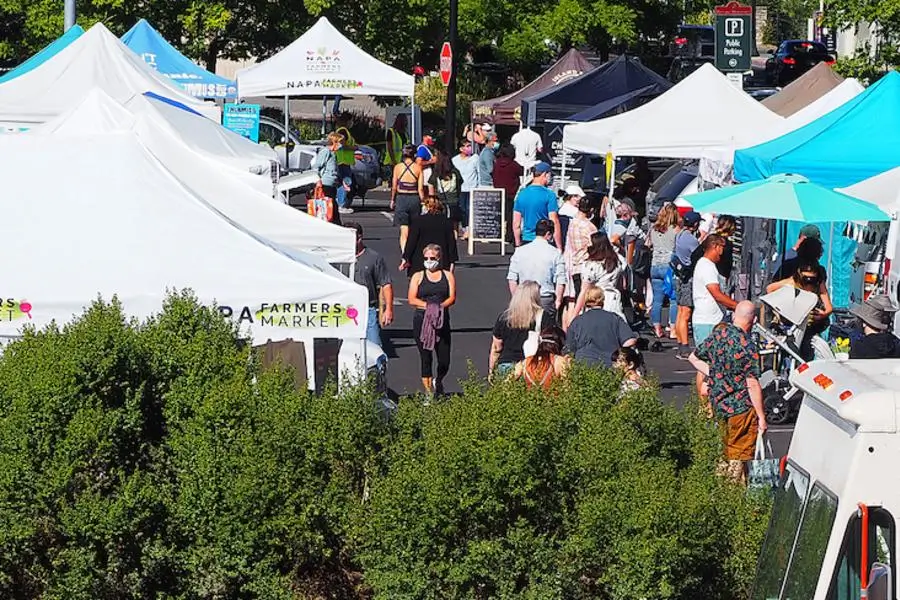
left=0, top=299, right=32, bottom=322
left=286, top=79, right=363, bottom=90
left=306, top=47, right=342, bottom=73
left=218, top=302, right=359, bottom=329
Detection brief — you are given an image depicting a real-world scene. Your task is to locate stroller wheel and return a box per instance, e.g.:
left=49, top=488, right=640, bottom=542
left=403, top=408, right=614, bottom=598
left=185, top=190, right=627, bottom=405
left=764, top=390, right=792, bottom=425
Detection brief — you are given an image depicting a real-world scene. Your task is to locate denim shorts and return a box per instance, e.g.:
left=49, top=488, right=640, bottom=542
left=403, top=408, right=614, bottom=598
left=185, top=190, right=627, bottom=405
left=676, top=276, right=693, bottom=308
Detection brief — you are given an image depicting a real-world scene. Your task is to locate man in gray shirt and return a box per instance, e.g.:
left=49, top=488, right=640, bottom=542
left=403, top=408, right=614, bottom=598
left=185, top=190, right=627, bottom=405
left=346, top=222, right=393, bottom=350
left=566, top=286, right=636, bottom=366
left=507, top=219, right=566, bottom=321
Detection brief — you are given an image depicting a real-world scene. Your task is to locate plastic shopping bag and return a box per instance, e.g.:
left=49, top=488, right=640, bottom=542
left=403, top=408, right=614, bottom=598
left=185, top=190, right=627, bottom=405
left=662, top=267, right=676, bottom=300
left=748, top=433, right=780, bottom=493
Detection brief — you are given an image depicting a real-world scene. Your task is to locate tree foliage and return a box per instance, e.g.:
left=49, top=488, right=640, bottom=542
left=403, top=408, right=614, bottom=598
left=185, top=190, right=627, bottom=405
left=0, top=295, right=769, bottom=598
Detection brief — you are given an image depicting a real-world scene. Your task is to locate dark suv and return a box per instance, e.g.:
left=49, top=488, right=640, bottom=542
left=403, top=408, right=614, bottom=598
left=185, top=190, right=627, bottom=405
left=765, top=40, right=834, bottom=86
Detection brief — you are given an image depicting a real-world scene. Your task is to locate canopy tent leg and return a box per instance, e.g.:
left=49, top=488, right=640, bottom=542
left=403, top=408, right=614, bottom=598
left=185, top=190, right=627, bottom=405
left=410, top=88, right=417, bottom=144
left=828, top=222, right=835, bottom=301
left=283, top=95, right=290, bottom=165
left=560, top=139, right=567, bottom=189
left=605, top=156, right=617, bottom=233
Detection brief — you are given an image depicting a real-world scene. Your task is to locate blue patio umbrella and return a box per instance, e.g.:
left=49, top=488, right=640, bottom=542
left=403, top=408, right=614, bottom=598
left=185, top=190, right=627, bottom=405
left=683, top=173, right=890, bottom=223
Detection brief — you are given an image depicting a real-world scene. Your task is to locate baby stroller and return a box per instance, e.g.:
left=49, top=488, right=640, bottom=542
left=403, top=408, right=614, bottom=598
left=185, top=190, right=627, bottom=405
left=753, top=285, right=834, bottom=424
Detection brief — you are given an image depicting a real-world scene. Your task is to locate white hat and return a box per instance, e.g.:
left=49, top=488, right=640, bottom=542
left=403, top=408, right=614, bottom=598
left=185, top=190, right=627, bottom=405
left=564, top=184, right=586, bottom=197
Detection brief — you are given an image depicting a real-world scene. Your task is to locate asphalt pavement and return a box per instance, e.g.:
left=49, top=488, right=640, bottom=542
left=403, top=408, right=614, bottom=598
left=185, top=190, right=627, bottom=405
left=345, top=189, right=793, bottom=454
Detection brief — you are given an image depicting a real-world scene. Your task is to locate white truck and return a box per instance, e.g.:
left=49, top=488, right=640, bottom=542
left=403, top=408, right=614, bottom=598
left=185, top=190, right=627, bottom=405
left=753, top=358, right=900, bottom=600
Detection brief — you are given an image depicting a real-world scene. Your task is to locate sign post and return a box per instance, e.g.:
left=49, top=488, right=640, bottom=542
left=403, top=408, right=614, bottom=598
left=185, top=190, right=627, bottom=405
left=439, top=42, right=453, bottom=87
left=715, top=1, right=753, bottom=74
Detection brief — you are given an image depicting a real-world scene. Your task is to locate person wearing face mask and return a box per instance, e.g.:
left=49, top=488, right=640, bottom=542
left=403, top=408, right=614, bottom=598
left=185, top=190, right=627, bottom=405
left=452, top=139, right=478, bottom=241
left=311, top=132, right=344, bottom=199
left=477, top=130, right=500, bottom=187
left=408, top=244, right=457, bottom=396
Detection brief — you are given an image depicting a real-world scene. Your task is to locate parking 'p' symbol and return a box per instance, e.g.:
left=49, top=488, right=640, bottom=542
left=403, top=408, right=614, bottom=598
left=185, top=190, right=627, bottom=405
left=725, top=18, right=743, bottom=36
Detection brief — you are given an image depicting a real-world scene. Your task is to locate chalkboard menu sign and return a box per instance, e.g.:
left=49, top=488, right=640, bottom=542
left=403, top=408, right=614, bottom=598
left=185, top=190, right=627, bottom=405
left=468, top=187, right=506, bottom=256
left=313, top=338, right=343, bottom=395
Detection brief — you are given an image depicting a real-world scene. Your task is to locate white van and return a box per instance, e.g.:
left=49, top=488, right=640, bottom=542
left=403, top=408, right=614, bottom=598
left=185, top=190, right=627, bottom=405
left=753, top=359, right=900, bottom=600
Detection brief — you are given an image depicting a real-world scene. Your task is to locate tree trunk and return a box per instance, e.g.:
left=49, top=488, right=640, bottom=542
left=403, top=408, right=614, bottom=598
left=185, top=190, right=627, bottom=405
left=204, top=39, right=221, bottom=74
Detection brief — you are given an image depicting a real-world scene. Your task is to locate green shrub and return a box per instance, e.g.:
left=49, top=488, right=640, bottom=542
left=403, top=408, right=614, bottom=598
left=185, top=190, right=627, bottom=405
left=354, top=366, right=769, bottom=599
left=0, top=295, right=769, bottom=599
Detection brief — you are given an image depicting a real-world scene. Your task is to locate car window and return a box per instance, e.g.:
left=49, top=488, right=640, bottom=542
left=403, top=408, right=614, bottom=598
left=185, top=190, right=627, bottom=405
left=785, top=41, right=827, bottom=54
left=258, top=123, right=282, bottom=147
left=656, top=169, right=698, bottom=203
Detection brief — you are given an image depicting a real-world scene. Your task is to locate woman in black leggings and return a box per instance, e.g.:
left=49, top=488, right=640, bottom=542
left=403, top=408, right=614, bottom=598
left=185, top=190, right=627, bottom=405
left=408, top=243, right=457, bottom=396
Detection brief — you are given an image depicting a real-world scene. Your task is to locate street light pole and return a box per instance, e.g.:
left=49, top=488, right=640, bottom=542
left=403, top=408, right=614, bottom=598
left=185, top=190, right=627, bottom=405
left=444, top=0, right=458, bottom=153
left=64, top=0, right=76, bottom=31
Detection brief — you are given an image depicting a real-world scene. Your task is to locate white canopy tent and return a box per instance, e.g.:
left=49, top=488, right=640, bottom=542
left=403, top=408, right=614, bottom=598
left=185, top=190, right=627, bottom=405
left=38, top=90, right=277, bottom=196
left=0, top=23, right=219, bottom=129
left=699, top=77, right=865, bottom=185
left=35, top=89, right=357, bottom=266
left=563, top=63, right=784, bottom=161
left=0, top=131, right=373, bottom=386
left=236, top=17, right=416, bottom=141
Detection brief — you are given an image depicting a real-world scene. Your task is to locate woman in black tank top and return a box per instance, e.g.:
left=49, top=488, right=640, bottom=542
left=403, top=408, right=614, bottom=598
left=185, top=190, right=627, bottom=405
left=408, top=243, right=457, bottom=396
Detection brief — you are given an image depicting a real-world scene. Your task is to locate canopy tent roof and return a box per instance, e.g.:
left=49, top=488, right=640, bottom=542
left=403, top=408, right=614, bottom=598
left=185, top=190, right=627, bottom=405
left=838, top=165, right=900, bottom=211
left=734, top=71, right=900, bottom=188
left=0, top=23, right=219, bottom=129
left=564, top=63, right=782, bottom=158
left=236, top=17, right=413, bottom=98
left=761, top=61, right=844, bottom=117
left=564, top=84, right=658, bottom=122
left=699, top=76, right=863, bottom=183
left=0, top=130, right=367, bottom=344
left=122, top=19, right=237, bottom=99
left=470, top=49, right=594, bottom=125
left=520, top=55, right=672, bottom=127
left=0, top=25, right=84, bottom=84
left=36, top=89, right=355, bottom=265
left=38, top=89, right=276, bottom=196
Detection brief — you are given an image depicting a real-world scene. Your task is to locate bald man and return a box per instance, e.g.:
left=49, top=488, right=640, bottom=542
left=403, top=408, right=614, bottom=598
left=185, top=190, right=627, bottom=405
left=689, top=300, right=767, bottom=483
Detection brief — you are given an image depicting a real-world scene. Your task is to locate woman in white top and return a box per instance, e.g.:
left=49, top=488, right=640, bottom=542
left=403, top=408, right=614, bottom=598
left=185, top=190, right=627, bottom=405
left=573, top=231, right=625, bottom=321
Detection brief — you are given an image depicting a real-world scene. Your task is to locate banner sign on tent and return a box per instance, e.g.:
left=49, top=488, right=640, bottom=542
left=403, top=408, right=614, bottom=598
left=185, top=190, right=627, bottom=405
left=715, top=1, right=752, bottom=72
left=545, top=123, right=585, bottom=189
left=223, top=103, right=261, bottom=143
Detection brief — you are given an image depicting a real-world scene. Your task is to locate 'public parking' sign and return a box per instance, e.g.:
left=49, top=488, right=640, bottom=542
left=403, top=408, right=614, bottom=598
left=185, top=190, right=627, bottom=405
left=715, top=1, right=752, bottom=72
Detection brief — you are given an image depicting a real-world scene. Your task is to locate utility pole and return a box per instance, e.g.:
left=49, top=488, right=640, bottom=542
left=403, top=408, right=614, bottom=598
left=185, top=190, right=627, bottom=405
left=444, top=0, right=458, bottom=153
left=64, top=0, right=76, bottom=31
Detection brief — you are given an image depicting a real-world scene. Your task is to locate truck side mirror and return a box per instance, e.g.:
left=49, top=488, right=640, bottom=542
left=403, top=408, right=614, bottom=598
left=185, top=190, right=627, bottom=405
left=867, top=563, right=892, bottom=600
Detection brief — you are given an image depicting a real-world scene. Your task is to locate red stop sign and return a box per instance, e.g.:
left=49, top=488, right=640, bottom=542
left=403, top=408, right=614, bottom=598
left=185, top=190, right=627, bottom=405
left=439, top=42, right=452, bottom=86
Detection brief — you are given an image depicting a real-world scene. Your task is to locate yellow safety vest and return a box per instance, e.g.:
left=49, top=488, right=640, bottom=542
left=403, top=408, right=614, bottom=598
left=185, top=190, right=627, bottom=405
left=335, top=127, right=356, bottom=166
left=383, top=127, right=405, bottom=165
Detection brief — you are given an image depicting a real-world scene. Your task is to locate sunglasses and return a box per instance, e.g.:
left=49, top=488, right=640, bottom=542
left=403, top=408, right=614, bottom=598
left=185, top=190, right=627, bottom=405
left=800, top=275, right=820, bottom=285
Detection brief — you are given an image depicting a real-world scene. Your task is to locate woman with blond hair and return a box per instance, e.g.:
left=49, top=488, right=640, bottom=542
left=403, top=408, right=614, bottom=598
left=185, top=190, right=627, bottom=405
left=401, top=195, right=458, bottom=277
left=490, top=281, right=554, bottom=379
left=514, top=326, right=570, bottom=389
left=408, top=244, right=456, bottom=395
left=646, top=203, right=679, bottom=338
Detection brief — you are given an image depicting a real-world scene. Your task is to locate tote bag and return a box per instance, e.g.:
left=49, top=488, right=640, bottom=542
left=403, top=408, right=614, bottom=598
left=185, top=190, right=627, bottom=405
left=522, top=309, right=544, bottom=358
left=748, top=433, right=780, bottom=493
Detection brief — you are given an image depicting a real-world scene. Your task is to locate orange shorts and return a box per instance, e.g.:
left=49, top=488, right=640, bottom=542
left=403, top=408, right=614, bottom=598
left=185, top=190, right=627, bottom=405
left=722, top=410, right=758, bottom=461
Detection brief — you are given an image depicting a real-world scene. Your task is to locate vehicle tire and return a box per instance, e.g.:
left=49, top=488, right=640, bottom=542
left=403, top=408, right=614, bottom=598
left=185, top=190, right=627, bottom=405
left=764, top=387, right=792, bottom=425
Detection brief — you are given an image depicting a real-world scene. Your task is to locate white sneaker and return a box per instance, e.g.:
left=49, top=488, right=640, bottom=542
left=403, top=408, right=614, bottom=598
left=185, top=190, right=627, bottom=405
left=338, top=207, right=354, bottom=214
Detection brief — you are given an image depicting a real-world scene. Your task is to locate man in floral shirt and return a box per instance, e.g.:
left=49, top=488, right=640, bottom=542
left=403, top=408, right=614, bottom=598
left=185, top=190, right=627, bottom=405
left=689, top=301, right=767, bottom=481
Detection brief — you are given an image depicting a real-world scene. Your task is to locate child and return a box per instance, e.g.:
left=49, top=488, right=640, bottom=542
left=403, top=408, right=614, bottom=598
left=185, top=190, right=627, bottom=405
left=612, top=346, right=644, bottom=394
left=336, top=176, right=354, bottom=215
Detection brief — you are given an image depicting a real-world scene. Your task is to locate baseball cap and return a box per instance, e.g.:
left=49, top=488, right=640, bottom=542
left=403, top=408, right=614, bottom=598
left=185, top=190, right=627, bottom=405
left=534, top=162, right=552, bottom=175
left=564, top=184, right=586, bottom=197
left=683, top=211, right=702, bottom=226
left=800, top=224, right=821, bottom=239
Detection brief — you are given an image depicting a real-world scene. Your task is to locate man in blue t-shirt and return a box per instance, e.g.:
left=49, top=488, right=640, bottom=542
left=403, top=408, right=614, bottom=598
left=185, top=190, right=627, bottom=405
left=512, top=162, right=561, bottom=248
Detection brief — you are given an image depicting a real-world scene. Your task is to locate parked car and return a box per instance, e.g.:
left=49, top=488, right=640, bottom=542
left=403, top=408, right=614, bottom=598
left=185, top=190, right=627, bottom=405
left=666, top=56, right=714, bottom=84
left=257, top=116, right=381, bottom=203
left=645, top=160, right=697, bottom=218
left=765, top=40, right=834, bottom=86
left=747, top=87, right=780, bottom=101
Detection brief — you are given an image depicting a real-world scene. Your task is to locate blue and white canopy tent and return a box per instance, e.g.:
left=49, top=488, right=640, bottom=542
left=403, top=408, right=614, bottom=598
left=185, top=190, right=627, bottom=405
left=121, top=19, right=236, bottom=99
